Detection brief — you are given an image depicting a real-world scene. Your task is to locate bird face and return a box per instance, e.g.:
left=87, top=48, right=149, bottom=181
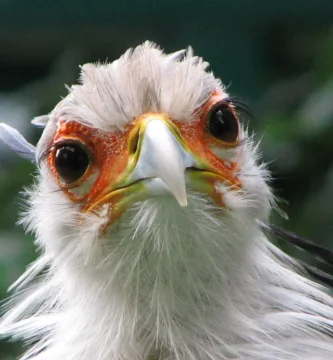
left=45, top=95, right=242, bottom=230
left=28, top=42, right=272, bottom=260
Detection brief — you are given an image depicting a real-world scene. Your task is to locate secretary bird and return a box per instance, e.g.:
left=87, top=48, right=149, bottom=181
left=0, top=42, right=333, bottom=360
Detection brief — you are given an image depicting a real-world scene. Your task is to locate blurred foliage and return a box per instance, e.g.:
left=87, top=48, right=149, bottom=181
left=1, top=1, right=333, bottom=358
left=258, top=30, right=333, bottom=250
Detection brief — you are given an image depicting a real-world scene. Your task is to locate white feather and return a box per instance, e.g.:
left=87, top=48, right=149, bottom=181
left=51, top=42, right=224, bottom=132
left=0, top=123, right=36, bottom=161
left=1, top=42, right=333, bottom=360
left=31, top=115, right=50, bottom=128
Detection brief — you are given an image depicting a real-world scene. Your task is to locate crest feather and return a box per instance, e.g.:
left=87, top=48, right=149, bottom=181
left=52, top=41, right=225, bottom=131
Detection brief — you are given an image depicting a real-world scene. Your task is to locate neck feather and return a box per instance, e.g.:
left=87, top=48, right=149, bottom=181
left=3, top=195, right=333, bottom=360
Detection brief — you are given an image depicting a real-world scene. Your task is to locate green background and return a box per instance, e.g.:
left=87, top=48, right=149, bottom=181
left=1, top=0, right=333, bottom=358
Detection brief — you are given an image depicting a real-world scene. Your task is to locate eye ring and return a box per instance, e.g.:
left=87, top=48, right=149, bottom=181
left=206, top=100, right=239, bottom=145
left=53, top=140, right=91, bottom=186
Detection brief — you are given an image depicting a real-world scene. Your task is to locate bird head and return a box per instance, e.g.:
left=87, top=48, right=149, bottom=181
left=5, top=47, right=266, bottom=270
left=14, top=42, right=273, bottom=272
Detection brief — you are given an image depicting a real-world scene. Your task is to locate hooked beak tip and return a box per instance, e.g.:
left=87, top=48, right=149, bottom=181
left=179, top=197, right=188, bottom=207
left=175, top=190, right=188, bottom=207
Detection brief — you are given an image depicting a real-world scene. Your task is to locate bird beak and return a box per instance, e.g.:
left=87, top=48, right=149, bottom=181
left=128, top=114, right=195, bottom=207
left=84, top=113, right=239, bottom=222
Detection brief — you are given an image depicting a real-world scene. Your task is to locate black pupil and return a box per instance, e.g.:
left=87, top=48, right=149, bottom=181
left=55, top=143, right=89, bottom=184
left=208, top=103, right=238, bottom=143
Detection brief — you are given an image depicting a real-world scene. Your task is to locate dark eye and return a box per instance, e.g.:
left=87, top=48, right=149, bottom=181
left=54, top=142, right=90, bottom=184
left=207, top=101, right=239, bottom=143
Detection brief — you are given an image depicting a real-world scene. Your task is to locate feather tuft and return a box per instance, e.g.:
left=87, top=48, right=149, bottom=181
left=0, top=123, right=36, bottom=162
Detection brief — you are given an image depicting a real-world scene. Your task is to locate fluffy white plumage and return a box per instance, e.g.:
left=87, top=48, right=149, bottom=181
left=1, top=41, right=333, bottom=360
left=58, top=46, right=220, bottom=128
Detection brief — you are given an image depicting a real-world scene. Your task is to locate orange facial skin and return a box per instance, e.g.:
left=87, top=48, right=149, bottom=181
left=49, top=121, right=131, bottom=202
left=47, top=93, right=242, bottom=224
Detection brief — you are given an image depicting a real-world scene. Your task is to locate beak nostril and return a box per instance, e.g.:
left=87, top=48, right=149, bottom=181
left=129, top=129, right=140, bottom=155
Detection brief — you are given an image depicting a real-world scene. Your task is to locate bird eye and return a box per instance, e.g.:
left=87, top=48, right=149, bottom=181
left=206, top=101, right=239, bottom=143
left=54, top=142, right=90, bottom=184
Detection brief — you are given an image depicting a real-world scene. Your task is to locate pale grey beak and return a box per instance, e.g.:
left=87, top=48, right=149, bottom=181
left=130, top=119, right=195, bottom=207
